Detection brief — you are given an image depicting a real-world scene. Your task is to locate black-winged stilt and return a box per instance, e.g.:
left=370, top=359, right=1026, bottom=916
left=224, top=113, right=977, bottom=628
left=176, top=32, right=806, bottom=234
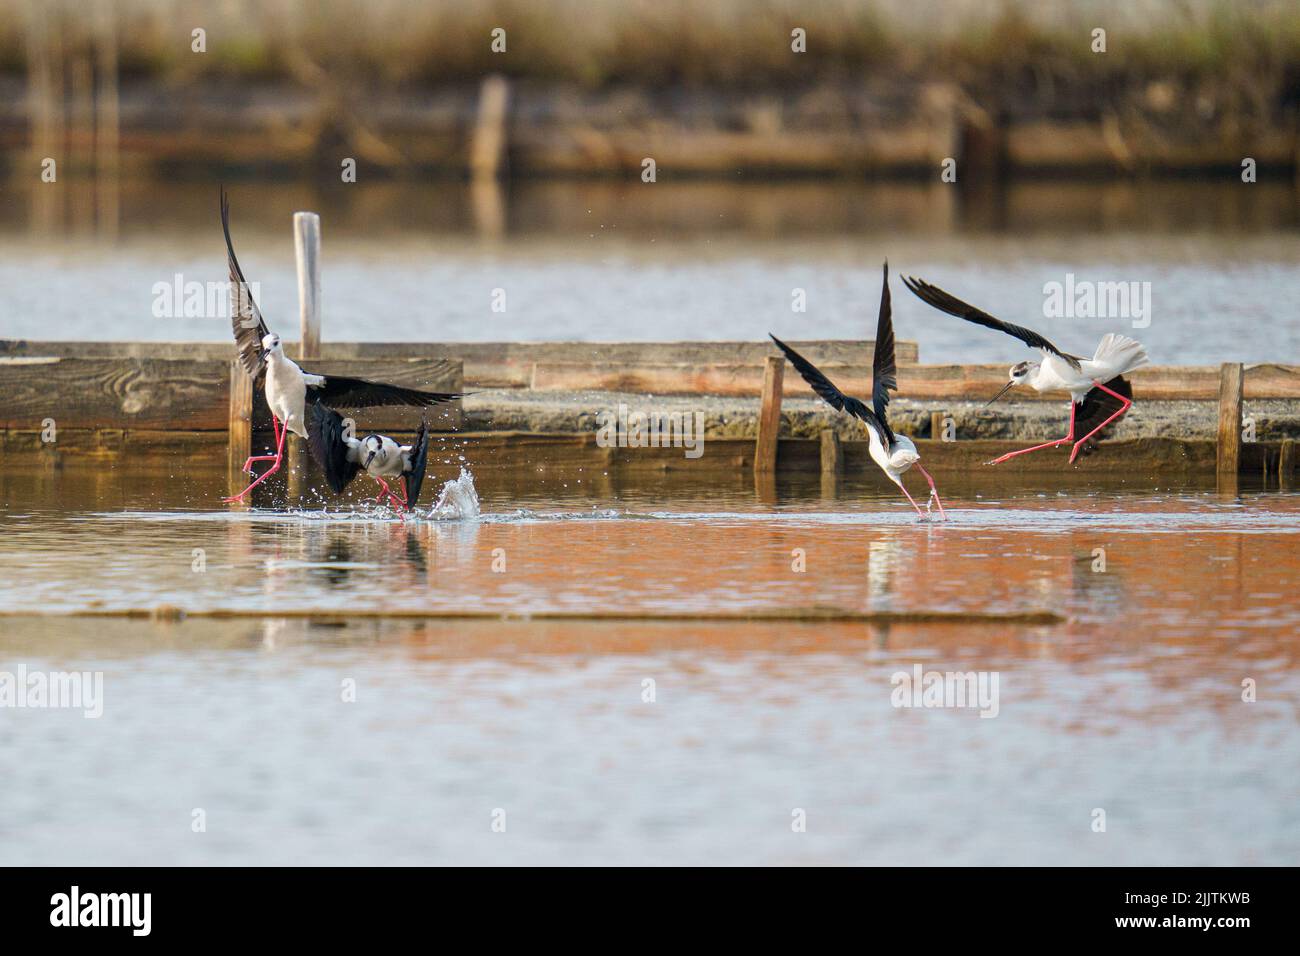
left=307, top=404, right=431, bottom=513
left=902, top=277, right=1149, bottom=465
left=221, top=190, right=460, bottom=502
left=770, top=262, right=946, bottom=520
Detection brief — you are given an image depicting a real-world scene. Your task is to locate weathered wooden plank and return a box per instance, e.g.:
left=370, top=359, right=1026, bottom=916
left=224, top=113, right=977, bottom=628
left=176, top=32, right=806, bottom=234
left=0, top=357, right=230, bottom=430
left=754, top=355, right=783, bottom=474
left=0, top=339, right=920, bottom=388
left=528, top=361, right=1300, bottom=400
left=0, top=357, right=461, bottom=432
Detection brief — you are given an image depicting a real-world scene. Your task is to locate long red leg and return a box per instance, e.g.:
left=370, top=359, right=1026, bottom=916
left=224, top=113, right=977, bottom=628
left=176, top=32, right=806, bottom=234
left=896, top=480, right=926, bottom=518
left=223, top=418, right=288, bottom=502
left=241, top=416, right=282, bottom=474
left=915, top=464, right=947, bottom=520
left=1069, top=381, right=1133, bottom=464
left=988, top=401, right=1076, bottom=465
left=370, top=478, right=408, bottom=519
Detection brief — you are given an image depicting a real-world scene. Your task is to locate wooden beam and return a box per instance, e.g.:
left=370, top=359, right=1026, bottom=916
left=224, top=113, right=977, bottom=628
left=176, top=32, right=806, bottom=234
left=293, top=211, right=321, bottom=361
left=0, top=357, right=460, bottom=431
left=1280, top=438, right=1295, bottom=491
left=1217, top=362, right=1244, bottom=477
left=754, top=355, right=784, bottom=474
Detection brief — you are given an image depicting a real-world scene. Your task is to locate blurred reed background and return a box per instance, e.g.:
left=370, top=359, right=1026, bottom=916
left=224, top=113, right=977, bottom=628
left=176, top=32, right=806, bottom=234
left=0, top=0, right=1297, bottom=349
left=1, top=0, right=1297, bottom=189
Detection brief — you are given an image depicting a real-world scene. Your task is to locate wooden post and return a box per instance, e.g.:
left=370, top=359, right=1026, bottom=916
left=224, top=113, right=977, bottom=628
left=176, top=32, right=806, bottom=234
left=930, top=410, right=948, bottom=440
left=1280, top=438, right=1295, bottom=491
left=94, top=3, right=120, bottom=238
left=294, top=212, right=321, bottom=361
left=819, top=428, right=840, bottom=500
left=819, top=429, right=841, bottom=476
left=1216, top=362, right=1243, bottom=477
left=755, top=355, right=784, bottom=474
left=227, top=360, right=253, bottom=497
left=469, top=74, right=510, bottom=180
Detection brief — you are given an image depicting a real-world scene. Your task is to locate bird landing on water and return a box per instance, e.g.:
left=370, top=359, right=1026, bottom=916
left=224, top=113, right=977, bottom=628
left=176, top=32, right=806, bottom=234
left=770, top=262, right=946, bottom=520
left=903, top=277, right=1149, bottom=465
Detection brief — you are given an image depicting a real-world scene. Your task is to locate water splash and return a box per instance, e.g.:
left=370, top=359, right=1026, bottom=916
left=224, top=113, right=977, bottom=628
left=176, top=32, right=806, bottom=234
left=425, top=468, right=480, bottom=521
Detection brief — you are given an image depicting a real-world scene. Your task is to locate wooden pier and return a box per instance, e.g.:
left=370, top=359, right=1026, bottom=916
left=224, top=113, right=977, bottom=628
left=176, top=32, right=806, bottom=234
left=2, top=338, right=1297, bottom=495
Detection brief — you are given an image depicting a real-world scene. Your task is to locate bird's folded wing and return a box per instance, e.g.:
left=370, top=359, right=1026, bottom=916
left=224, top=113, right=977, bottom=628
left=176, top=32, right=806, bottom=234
left=221, top=188, right=271, bottom=380
left=1074, top=375, right=1132, bottom=450
left=403, top=420, right=431, bottom=509
left=307, top=376, right=462, bottom=409
left=902, top=276, right=1083, bottom=370
left=306, top=403, right=361, bottom=494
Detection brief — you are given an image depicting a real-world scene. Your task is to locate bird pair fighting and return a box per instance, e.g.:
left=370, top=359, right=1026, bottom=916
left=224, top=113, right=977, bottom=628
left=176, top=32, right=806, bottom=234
left=770, top=263, right=1149, bottom=520
left=222, top=191, right=453, bottom=512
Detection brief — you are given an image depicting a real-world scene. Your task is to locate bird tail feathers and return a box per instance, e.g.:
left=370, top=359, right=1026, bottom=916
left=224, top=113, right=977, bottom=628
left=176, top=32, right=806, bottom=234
left=1092, top=333, right=1149, bottom=377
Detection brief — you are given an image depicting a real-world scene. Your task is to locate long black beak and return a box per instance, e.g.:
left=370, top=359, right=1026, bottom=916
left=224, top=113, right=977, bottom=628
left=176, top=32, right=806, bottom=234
left=364, top=451, right=376, bottom=468
left=984, top=380, right=1016, bottom=408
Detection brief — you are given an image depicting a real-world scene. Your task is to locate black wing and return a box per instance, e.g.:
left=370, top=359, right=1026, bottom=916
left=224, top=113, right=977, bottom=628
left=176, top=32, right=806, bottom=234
left=768, top=334, right=889, bottom=444
left=872, top=261, right=897, bottom=433
left=1072, top=375, right=1132, bottom=457
left=901, top=276, right=1083, bottom=370
left=306, top=403, right=361, bottom=495
left=306, top=376, right=462, bottom=409
left=402, top=419, right=431, bottom=511
left=221, top=188, right=271, bottom=380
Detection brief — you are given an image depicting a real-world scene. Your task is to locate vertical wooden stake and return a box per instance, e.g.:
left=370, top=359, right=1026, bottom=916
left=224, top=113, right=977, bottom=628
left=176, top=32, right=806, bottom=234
left=94, top=2, right=120, bottom=238
left=755, top=355, right=784, bottom=475
left=227, top=360, right=253, bottom=495
left=819, top=429, right=841, bottom=476
left=469, top=74, right=510, bottom=180
left=294, top=211, right=321, bottom=361
left=1216, top=362, right=1243, bottom=478
left=930, top=410, right=948, bottom=440
left=1279, top=438, right=1295, bottom=491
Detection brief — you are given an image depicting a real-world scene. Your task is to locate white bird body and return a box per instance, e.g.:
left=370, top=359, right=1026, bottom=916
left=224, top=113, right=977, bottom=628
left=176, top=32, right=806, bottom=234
left=866, top=424, right=921, bottom=488
left=262, top=342, right=316, bottom=439
left=1026, top=334, right=1149, bottom=403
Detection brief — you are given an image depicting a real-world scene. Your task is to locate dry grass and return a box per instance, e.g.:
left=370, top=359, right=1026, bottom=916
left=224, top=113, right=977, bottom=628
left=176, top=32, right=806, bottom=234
left=1, top=0, right=1298, bottom=98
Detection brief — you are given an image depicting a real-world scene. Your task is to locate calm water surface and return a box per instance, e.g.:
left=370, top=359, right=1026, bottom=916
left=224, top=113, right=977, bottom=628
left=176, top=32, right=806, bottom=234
left=2, top=179, right=1298, bottom=363
left=2, top=465, right=1298, bottom=865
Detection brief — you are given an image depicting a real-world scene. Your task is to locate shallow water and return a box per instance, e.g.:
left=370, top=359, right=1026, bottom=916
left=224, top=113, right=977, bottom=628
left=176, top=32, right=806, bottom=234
left=3, top=178, right=1299, bottom=364
left=1, top=464, right=1298, bottom=864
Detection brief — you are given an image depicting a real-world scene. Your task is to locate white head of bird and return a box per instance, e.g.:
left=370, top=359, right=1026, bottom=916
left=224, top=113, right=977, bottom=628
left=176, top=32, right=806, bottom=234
left=260, top=332, right=283, bottom=359
left=361, top=434, right=387, bottom=469
left=987, top=360, right=1038, bottom=406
